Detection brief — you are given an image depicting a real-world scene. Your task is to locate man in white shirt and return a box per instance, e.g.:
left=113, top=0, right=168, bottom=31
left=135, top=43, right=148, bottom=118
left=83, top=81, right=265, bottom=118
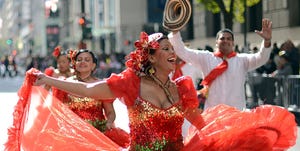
left=168, top=18, right=273, bottom=110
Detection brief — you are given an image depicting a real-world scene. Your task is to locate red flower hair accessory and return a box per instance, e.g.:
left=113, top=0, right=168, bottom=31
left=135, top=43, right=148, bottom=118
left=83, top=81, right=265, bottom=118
left=52, top=46, right=61, bottom=58
left=68, top=49, right=78, bottom=69
left=44, top=66, right=55, bottom=76
left=126, top=32, right=162, bottom=72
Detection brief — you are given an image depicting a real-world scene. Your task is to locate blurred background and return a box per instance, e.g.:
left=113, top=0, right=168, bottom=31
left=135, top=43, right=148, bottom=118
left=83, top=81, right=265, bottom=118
left=0, top=0, right=299, bottom=68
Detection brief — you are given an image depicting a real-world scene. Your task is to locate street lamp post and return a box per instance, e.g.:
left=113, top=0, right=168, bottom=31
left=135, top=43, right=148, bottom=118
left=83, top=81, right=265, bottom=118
left=244, top=0, right=247, bottom=52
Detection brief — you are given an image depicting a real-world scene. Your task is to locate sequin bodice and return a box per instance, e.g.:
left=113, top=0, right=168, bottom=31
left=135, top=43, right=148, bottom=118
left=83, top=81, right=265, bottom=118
left=106, top=69, right=200, bottom=150
left=66, top=95, right=107, bottom=132
left=128, top=97, right=184, bottom=151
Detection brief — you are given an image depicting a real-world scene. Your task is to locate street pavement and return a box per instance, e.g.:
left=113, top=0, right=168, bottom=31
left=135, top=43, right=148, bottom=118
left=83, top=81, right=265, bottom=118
left=0, top=75, right=299, bottom=150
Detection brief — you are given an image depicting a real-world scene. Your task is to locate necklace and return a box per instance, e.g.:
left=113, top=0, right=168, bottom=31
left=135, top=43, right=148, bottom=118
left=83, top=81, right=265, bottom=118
left=150, top=75, right=174, bottom=104
left=77, top=75, right=92, bottom=82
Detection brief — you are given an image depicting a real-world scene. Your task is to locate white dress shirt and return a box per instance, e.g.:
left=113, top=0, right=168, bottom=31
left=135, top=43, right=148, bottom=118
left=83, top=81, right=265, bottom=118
left=168, top=32, right=272, bottom=110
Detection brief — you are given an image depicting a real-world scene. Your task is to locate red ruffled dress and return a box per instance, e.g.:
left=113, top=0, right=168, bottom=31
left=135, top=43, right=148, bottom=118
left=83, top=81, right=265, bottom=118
left=46, top=67, right=130, bottom=148
left=44, top=67, right=69, bottom=101
left=45, top=68, right=113, bottom=132
left=5, top=68, right=297, bottom=151
left=106, top=68, right=202, bottom=151
left=183, top=104, right=297, bottom=151
left=54, top=76, right=130, bottom=148
left=5, top=68, right=121, bottom=151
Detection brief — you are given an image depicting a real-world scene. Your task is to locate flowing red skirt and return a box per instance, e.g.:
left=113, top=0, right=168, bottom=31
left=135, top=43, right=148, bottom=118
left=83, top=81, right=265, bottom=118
left=5, top=68, right=121, bottom=151
left=183, top=104, right=297, bottom=151
left=5, top=68, right=298, bottom=151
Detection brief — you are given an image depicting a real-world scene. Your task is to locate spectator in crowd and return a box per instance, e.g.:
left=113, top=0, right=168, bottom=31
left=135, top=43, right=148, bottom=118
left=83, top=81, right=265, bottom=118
left=272, top=50, right=293, bottom=77
left=279, top=39, right=299, bottom=75
left=107, top=54, right=122, bottom=76
left=2, top=55, right=13, bottom=77
left=253, top=47, right=277, bottom=106
left=272, top=42, right=280, bottom=67
left=235, top=44, right=241, bottom=53
left=256, top=48, right=277, bottom=75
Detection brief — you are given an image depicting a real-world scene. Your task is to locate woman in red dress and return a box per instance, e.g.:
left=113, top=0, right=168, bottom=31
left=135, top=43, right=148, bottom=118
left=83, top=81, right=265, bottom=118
left=64, top=49, right=116, bottom=132
left=6, top=32, right=297, bottom=151
left=44, top=46, right=74, bottom=101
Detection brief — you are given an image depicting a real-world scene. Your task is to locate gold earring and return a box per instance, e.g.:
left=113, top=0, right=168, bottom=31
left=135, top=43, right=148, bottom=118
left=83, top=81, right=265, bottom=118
left=149, top=67, right=155, bottom=75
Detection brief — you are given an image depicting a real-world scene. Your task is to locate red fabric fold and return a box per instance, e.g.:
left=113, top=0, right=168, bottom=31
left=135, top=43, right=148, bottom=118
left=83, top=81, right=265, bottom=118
left=104, top=127, right=130, bottom=148
left=5, top=68, right=38, bottom=151
left=5, top=68, right=120, bottom=151
left=183, top=104, right=297, bottom=150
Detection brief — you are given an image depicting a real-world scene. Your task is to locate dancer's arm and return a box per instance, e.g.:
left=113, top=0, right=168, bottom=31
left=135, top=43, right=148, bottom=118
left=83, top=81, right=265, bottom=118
left=184, top=108, right=205, bottom=130
left=35, top=73, right=115, bottom=99
left=103, top=102, right=116, bottom=129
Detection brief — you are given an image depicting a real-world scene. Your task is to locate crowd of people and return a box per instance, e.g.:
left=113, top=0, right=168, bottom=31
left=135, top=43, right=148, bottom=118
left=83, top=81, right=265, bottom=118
left=0, top=55, right=18, bottom=78
left=247, top=39, right=300, bottom=108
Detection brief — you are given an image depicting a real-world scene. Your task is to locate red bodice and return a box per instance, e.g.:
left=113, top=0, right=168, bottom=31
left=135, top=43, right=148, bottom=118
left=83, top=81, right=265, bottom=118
left=128, top=97, right=184, bottom=150
left=106, top=69, right=199, bottom=150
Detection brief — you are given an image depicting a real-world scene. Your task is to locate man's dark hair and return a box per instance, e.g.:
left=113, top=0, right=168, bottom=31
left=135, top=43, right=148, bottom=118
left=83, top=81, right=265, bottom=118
left=216, top=29, right=234, bottom=40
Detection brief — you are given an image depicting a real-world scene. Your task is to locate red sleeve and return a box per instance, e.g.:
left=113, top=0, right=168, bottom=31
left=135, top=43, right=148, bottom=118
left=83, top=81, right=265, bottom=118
left=176, top=76, right=199, bottom=110
left=106, top=69, right=140, bottom=106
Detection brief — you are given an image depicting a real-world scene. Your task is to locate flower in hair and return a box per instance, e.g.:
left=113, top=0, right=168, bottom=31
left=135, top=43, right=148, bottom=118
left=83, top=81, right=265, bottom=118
left=52, top=46, right=61, bottom=57
left=134, top=32, right=160, bottom=51
left=126, top=32, right=161, bottom=72
left=68, top=49, right=78, bottom=69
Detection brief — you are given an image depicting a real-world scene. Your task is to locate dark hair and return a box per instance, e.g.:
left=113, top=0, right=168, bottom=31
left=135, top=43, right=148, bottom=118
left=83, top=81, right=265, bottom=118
left=75, top=49, right=98, bottom=65
left=216, top=28, right=234, bottom=40
left=56, top=49, right=71, bottom=64
left=148, top=35, right=168, bottom=55
left=54, top=48, right=70, bottom=60
left=72, top=49, right=98, bottom=76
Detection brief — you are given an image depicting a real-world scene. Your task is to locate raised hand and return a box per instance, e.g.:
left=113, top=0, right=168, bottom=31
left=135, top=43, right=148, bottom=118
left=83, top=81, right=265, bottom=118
left=255, top=18, right=272, bottom=41
left=33, top=72, right=47, bottom=86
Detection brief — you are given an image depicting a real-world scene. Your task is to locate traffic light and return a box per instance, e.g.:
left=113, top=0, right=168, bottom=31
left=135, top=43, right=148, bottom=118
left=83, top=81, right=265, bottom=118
left=6, top=39, right=13, bottom=45
left=78, top=17, right=92, bottom=40
left=78, top=17, right=85, bottom=26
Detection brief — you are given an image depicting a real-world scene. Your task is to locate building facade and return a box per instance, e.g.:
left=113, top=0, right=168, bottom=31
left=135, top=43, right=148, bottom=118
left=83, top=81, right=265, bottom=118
left=1, top=0, right=300, bottom=57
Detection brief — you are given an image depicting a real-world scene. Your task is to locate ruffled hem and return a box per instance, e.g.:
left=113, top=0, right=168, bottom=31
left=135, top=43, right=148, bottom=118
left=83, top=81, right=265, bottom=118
left=5, top=68, right=121, bottom=151
left=183, top=104, right=297, bottom=151
left=4, top=68, right=39, bottom=151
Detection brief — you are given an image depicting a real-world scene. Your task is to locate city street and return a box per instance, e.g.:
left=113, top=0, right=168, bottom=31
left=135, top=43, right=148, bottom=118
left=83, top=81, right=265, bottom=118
left=0, top=75, right=299, bottom=150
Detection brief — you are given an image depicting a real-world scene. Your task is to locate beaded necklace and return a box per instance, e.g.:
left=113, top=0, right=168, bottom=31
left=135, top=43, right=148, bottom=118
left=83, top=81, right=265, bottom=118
left=149, top=74, right=174, bottom=105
